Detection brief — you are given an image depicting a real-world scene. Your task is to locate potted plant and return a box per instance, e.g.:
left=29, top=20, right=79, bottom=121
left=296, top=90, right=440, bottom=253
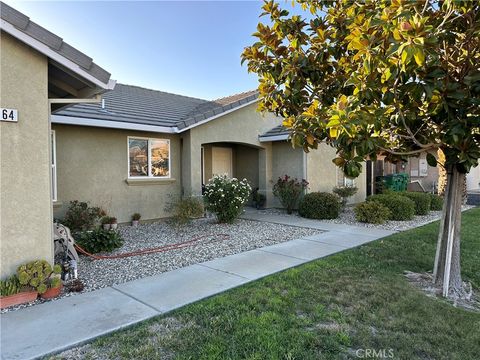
left=40, top=276, right=63, bottom=299
left=101, top=216, right=111, bottom=230
left=252, top=188, right=267, bottom=210
left=131, top=213, right=141, bottom=227
left=0, top=275, right=38, bottom=309
left=17, top=260, right=62, bottom=299
left=110, top=217, right=118, bottom=230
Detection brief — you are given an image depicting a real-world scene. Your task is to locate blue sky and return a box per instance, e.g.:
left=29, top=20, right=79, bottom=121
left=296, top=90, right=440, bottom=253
left=5, top=1, right=282, bottom=100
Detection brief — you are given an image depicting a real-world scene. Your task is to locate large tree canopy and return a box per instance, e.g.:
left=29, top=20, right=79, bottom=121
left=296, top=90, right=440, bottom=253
left=242, top=0, right=480, bottom=177
left=242, top=0, right=480, bottom=298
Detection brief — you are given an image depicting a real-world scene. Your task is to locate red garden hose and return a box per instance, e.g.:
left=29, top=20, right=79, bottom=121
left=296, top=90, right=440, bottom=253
left=74, top=233, right=230, bottom=260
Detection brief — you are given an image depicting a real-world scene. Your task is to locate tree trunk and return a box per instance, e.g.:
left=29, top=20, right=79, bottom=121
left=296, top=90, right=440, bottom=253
left=433, top=164, right=465, bottom=298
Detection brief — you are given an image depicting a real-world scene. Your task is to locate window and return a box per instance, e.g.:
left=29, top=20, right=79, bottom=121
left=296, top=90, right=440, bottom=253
left=128, top=137, right=170, bottom=178
left=344, top=177, right=355, bottom=187
left=51, top=130, right=57, bottom=201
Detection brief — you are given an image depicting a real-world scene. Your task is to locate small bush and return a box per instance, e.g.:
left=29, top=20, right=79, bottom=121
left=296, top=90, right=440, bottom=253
left=298, top=192, right=341, bottom=219
left=333, top=185, right=358, bottom=208
left=0, top=275, right=21, bottom=297
left=273, top=175, right=309, bottom=214
left=167, top=196, right=204, bottom=225
left=429, top=194, right=444, bottom=211
left=62, top=200, right=104, bottom=233
left=75, top=228, right=124, bottom=254
left=354, top=201, right=392, bottom=224
left=367, top=194, right=415, bottom=221
left=203, top=175, right=251, bottom=223
left=398, top=191, right=431, bottom=215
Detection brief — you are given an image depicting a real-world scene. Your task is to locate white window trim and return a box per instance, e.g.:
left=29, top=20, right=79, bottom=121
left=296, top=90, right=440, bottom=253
left=344, top=176, right=355, bottom=187
left=51, top=130, right=57, bottom=201
left=127, top=136, right=171, bottom=179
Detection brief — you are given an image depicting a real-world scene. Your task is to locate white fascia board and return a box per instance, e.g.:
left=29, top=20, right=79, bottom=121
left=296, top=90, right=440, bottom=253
left=51, top=115, right=177, bottom=134
left=258, top=134, right=289, bottom=142
left=1, top=20, right=115, bottom=91
left=177, top=98, right=259, bottom=133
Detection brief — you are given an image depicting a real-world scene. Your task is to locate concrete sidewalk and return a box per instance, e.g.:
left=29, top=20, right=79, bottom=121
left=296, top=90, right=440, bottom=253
left=0, top=213, right=394, bottom=360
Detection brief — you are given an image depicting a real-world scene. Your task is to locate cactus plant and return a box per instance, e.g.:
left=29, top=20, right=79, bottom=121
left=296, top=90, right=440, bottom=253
left=16, top=260, right=62, bottom=294
left=0, top=275, right=21, bottom=297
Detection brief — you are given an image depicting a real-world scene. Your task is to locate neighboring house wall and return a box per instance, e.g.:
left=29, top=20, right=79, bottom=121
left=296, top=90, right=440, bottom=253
left=381, top=152, right=439, bottom=192
left=467, top=166, right=480, bottom=190
left=0, top=33, right=53, bottom=277
left=182, top=103, right=281, bottom=205
left=306, top=144, right=367, bottom=204
left=52, top=124, right=181, bottom=223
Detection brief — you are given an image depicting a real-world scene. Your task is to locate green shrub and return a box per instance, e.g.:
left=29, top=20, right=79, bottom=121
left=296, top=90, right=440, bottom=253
left=203, top=175, right=251, bottom=223
left=429, top=194, right=444, bottom=211
left=76, top=228, right=124, bottom=254
left=354, top=201, right=392, bottom=224
left=398, top=191, right=431, bottom=215
left=273, top=175, right=309, bottom=214
left=167, top=196, right=204, bottom=225
left=333, top=185, right=358, bottom=208
left=62, top=200, right=104, bottom=233
left=298, top=192, right=341, bottom=219
left=0, top=275, right=21, bottom=297
left=367, top=194, right=415, bottom=221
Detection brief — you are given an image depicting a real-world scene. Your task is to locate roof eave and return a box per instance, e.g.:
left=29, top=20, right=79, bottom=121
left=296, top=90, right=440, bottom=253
left=1, top=19, right=115, bottom=92
left=51, top=115, right=177, bottom=134
left=258, top=134, right=290, bottom=142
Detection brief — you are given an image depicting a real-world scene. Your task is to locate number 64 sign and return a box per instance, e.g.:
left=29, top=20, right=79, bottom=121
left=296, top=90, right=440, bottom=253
left=1, top=108, right=18, bottom=122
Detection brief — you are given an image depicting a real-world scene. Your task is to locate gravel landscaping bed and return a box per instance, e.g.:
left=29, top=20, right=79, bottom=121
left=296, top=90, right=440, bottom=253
left=256, top=205, right=475, bottom=232
left=1, top=218, right=320, bottom=313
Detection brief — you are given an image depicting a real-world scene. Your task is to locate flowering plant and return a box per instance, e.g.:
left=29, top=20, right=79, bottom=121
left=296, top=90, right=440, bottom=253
left=272, top=175, right=309, bottom=214
left=203, top=175, right=251, bottom=223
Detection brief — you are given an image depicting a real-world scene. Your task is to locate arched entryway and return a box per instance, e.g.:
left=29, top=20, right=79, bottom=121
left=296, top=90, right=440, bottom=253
left=201, top=142, right=261, bottom=192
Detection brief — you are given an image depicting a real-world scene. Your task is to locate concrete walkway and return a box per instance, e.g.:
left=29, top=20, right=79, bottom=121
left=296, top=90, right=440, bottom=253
left=0, top=212, right=394, bottom=360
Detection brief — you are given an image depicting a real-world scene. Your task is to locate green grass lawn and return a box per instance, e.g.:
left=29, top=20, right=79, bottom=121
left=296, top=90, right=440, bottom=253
left=57, top=208, right=480, bottom=360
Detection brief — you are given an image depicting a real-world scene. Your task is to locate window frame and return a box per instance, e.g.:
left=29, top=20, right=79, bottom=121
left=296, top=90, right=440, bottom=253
left=51, top=130, right=57, bottom=201
left=127, top=136, right=171, bottom=179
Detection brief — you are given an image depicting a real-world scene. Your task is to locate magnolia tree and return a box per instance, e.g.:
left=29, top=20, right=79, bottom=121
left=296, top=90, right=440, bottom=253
left=242, top=0, right=480, bottom=299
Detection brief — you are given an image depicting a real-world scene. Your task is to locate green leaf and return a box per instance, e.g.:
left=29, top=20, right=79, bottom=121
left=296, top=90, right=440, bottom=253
left=426, top=153, right=437, bottom=167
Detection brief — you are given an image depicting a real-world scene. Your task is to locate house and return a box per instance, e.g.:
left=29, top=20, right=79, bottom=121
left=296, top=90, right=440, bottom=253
left=50, top=85, right=367, bottom=222
left=0, top=2, right=114, bottom=277
left=0, top=3, right=366, bottom=279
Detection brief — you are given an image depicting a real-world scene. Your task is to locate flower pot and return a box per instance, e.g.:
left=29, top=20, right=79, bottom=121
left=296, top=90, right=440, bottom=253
left=132, top=220, right=139, bottom=227
left=103, top=224, right=111, bottom=230
left=0, top=291, right=38, bottom=309
left=110, top=223, right=118, bottom=230
left=40, top=284, right=63, bottom=300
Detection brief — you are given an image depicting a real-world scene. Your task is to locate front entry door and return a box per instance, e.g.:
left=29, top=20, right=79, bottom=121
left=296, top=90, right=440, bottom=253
left=212, top=147, right=233, bottom=177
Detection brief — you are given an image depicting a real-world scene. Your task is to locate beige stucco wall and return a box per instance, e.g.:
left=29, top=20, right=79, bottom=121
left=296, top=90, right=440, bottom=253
left=270, top=141, right=305, bottom=208
left=0, top=33, right=53, bottom=278
left=235, top=145, right=259, bottom=190
left=306, top=144, right=367, bottom=204
left=183, top=103, right=281, bottom=204
left=52, top=124, right=182, bottom=223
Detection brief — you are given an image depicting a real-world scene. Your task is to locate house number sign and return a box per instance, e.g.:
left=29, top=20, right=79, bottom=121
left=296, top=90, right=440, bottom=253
left=1, top=108, right=18, bottom=122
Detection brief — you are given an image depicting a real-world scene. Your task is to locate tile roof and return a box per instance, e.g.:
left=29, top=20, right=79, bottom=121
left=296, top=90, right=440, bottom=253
left=0, top=1, right=111, bottom=85
left=177, top=90, right=259, bottom=130
left=260, top=125, right=291, bottom=139
left=54, top=84, right=259, bottom=130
